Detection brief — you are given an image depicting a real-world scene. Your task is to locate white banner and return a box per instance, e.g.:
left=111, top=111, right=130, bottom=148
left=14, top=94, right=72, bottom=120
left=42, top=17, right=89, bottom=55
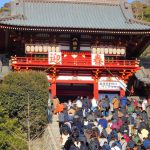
left=99, top=81, right=120, bottom=91
left=98, top=77, right=127, bottom=91
left=48, top=52, right=62, bottom=64
left=91, top=54, right=104, bottom=66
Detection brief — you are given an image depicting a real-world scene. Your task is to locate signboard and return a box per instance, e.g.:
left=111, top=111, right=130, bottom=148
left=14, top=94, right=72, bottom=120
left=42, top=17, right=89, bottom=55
left=99, top=81, right=120, bottom=91
left=48, top=52, right=62, bottom=64
left=91, top=54, right=104, bottom=66
left=98, top=77, right=127, bottom=91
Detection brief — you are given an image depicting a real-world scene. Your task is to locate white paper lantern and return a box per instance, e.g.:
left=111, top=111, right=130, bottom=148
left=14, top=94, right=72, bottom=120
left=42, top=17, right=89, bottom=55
left=97, top=48, right=100, bottom=54
left=31, top=46, right=35, bottom=52
left=52, top=46, right=55, bottom=52
left=39, top=46, right=43, bottom=52
left=109, top=48, right=113, bottom=54
left=56, top=46, right=60, bottom=52
left=92, top=48, right=96, bottom=53
left=104, top=47, right=109, bottom=54
left=43, top=46, right=48, bottom=52
left=100, top=47, right=104, bottom=54
left=48, top=46, right=51, bottom=52
left=26, top=46, right=30, bottom=52
left=35, top=46, right=39, bottom=52
left=117, top=48, right=121, bottom=55
left=121, top=48, right=125, bottom=55
left=112, top=48, right=117, bottom=54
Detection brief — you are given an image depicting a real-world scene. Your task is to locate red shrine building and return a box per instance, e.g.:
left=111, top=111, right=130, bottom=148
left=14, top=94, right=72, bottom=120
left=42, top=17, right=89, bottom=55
left=0, top=0, right=150, bottom=100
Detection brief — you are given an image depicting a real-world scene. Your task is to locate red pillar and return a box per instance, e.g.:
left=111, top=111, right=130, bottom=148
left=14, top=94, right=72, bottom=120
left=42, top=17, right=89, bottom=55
left=93, top=80, right=99, bottom=100
left=51, top=82, right=56, bottom=98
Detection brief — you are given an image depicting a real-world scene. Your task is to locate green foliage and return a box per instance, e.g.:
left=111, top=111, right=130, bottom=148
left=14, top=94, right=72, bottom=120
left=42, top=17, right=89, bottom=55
left=140, top=45, right=150, bottom=57
left=0, top=105, right=27, bottom=150
left=132, top=1, right=150, bottom=22
left=0, top=71, right=49, bottom=140
left=0, top=3, right=10, bottom=14
left=143, top=5, right=150, bottom=22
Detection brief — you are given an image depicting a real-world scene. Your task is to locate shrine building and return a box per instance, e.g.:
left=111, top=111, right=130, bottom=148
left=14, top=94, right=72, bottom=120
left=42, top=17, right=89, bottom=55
left=0, top=0, right=150, bottom=100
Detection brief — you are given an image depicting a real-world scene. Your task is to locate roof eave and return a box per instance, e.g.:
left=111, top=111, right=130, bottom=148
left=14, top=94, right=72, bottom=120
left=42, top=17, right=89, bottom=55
left=0, top=24, right=150, bottom=35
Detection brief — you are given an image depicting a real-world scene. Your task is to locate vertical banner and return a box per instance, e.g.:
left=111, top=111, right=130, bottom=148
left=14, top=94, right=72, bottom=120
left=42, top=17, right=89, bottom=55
left=48, top=52, right=62, bottom=64
left=91, top=54, right=104, bottom=66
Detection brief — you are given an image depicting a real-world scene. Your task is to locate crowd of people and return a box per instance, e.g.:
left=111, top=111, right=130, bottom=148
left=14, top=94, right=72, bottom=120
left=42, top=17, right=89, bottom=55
left=48, top=95, right=150, bottom=150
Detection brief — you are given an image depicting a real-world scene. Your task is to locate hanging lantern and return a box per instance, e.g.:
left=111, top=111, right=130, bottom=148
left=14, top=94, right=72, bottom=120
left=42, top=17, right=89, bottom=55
left=31, top=45, right=35, bottom=52
left=92, top=48, right=96, bottom=53
left=39, top=46, right=43, bottom=52
left=35, top=46, right=39, bottom=52
left=52, top=46, right=55, bottom=52
left=48, top=46, right=51, bottom=52
left=56, top=46, right=60, bottom=52
left=26, top=45, right=30, bottom=52
left=43, top=46, right=48, bottom=52
left=100, top=47, right=104, bottom=54
left=117, top=48, right=121, bottom=55
left=104, top=47, right=109, bottom=54
left=109, top=47, right=113, bottom=54
left=97, top=48, right=100, bottom=54
left=112, top=48, right=117, bottom=54
left=121, top=48, right=125, bottom=55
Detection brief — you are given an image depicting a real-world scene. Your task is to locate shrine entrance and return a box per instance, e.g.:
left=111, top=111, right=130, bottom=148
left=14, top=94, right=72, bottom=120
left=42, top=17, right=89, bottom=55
left=56, top=83, right=93, bottom=102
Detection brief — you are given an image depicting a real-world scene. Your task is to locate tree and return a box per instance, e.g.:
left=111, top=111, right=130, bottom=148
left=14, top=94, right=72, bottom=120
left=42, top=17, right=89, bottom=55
left=132, top=1, right=150, bottom=22
left=0, top=104, right=27, bottom=150
left=0, top=71, right=49, bottom=142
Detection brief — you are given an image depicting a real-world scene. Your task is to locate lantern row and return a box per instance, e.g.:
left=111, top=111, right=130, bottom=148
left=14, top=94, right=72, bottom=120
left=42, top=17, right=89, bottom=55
left=92, top=47, right=126, bottom=55
left=25, top=44, right=126, bottom=55
left=25, top=45, right=60, bottom=54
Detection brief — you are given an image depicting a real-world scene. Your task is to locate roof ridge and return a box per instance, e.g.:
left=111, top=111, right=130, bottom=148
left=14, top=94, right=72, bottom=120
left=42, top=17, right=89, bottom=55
left=23, top=0, right=120, bottom=5
left=0, top=15, right=24, bottom=21
left=129, top=19, right=150, bottom=26
left=119, top=1, right=150, bottom=26
left=119, top=1, right=134, bottom=23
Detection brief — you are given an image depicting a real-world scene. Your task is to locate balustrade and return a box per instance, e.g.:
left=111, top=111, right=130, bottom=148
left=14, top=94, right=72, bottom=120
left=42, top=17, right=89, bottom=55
left=11, top=54, right=139, bottom=68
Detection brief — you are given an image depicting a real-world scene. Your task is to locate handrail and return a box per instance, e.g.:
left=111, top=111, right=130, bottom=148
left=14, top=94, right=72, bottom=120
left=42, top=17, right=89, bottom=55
left=11, top=56, right=139, bottom=68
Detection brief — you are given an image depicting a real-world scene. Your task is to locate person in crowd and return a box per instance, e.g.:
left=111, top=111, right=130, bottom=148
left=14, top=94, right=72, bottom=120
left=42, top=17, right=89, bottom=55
left=55, top=95, right=150, bottom=150
left=120, top=96, right=127, bottom=108
left=67, top=99, right=73, bottom=110
left=91, top=97, right=98, bottom=112
left=112, top=96, right=120, bottom=110
left=52, top=95, right=60, bottom=114
left=58, top=110, right=65, bottom=136
left=47, top=98, right=53, bottom=123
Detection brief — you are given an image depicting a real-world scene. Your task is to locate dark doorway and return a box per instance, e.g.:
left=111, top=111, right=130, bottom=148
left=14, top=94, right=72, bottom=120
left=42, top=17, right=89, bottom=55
left=99, top=91, right=120, bottom=102
left=57, top=83, right=93, bottom=102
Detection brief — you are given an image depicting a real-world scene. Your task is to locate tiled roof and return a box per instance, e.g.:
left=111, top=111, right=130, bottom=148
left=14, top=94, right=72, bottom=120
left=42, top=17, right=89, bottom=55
left=0, top=1, right=150, bottom=30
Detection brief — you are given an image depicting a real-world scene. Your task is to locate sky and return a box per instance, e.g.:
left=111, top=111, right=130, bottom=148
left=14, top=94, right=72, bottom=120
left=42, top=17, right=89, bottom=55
left=0, top=0, right=134, bottom=8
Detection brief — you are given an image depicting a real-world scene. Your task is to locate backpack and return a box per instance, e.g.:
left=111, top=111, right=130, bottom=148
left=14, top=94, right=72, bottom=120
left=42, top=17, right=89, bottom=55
left=127, top=140, right=135, bottom=148
left=69, top=145, right=80, bottom=150
left=143, top=139, right=150, bottom=149
left=102, top=143, right=111, bottom=150
left=89, top=138, right=101, bottom=150
left=116, top=141, right=122, bottom=149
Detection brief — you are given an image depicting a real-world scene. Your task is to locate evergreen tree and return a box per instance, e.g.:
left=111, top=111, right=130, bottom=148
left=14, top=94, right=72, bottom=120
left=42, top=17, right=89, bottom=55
left=0, top=104, right=27, bottom=150
left=0, top=71, right=49, bottom=145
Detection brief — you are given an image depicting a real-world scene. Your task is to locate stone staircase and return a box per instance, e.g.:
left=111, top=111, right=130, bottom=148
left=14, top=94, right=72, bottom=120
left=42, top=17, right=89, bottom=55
left=31, top=115, right=61, bottom=150
left=48, top=115, right=61, bottom=150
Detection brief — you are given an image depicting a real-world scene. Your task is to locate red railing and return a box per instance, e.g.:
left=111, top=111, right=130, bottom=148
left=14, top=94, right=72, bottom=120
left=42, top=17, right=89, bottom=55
left=11, top=56, right=139, bottom=69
